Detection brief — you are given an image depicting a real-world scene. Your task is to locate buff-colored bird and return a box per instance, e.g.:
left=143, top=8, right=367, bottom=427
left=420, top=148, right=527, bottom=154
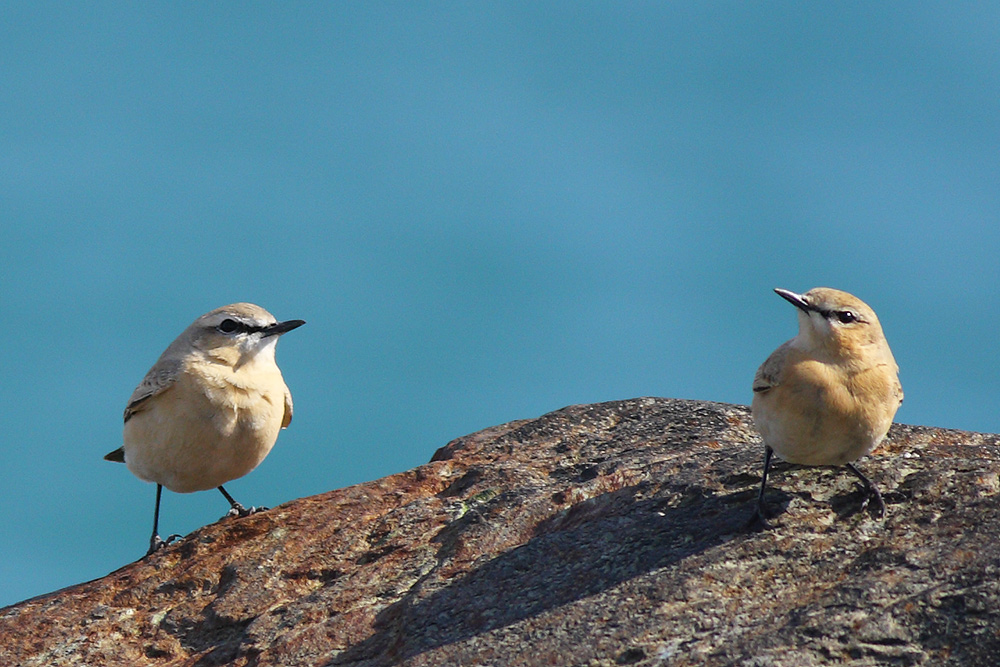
left=750, top=287, right=902, bottom=527
left=105, top=303, right=304, bottom=555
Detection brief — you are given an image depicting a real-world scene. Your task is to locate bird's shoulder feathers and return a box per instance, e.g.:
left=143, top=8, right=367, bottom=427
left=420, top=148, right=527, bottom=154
left=123, top=357, right=182, bottom=423
left=753, top=340, right=793, bottom=394
left=282, top=385, right=293, bottom=428
left=103, top=446, right=125, bottom=463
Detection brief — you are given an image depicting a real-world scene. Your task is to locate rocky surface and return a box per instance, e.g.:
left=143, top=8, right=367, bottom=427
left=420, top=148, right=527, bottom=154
left=3, top=398, right=1000, bottom=666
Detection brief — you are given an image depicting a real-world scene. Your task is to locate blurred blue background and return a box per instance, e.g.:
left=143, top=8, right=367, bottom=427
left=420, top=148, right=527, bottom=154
left=2, top=3, right=999, bottom=607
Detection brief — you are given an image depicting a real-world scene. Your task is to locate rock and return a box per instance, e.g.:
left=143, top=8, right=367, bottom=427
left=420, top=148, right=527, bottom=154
left=2, top=398, right=1000, bottom=666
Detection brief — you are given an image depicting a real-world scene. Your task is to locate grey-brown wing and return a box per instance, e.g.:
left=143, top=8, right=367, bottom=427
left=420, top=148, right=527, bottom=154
left=281, top=385, right=293, bottom=429
left=753, top=342, right=791, bottom=394
left=104, top=446, right=125, bottom=463
left=123, top=357, right=181, bottom=423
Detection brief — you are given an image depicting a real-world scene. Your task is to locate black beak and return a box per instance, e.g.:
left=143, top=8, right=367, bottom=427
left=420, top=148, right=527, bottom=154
left=263, top=319, right=306, bottom=337
left=774, top=288, right=815, bottom=313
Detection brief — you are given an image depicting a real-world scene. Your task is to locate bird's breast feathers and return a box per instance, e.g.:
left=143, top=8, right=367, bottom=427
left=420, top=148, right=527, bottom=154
left=180, top=358, right=289, bottom=432
left=752, top=354, right=900, bottom=465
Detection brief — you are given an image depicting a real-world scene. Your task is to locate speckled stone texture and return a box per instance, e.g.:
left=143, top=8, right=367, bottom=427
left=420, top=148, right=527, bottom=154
left=3, top=398, right=999, bottom=666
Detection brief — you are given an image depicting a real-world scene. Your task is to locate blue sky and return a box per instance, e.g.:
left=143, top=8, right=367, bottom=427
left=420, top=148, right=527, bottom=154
left=3, top=3, right=1000, bottom=607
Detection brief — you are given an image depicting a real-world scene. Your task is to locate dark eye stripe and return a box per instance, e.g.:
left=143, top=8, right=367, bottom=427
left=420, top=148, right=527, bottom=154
left=216, top=319, right=266, bottom=335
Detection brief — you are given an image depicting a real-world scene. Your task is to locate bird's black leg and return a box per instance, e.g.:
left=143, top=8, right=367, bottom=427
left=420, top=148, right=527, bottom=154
left=146, top=484, right=181, bottom=556
left=746, top=446, right=775, bottom=530
left=844, top=462, right=885, bottom=518
left=218, top=485, right=267, bottom=518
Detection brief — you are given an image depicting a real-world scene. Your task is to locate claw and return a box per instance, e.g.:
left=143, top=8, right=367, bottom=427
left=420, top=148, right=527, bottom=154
left=217, top=486, right=267, bottom=519
left=224, top=503, right=268, bottom=519
left=744, top=504, right=773, bottom=531
left=866, top=486, right=886, bottom=518
left=845, top=462, right=885, bottom=519
left=146, top=533, right=181, bottom=556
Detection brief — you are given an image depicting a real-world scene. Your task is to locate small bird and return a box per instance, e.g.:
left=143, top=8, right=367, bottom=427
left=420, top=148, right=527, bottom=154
left=105, top=303, right=305, bottom=555
left=749, top=287, right=903, bottom=527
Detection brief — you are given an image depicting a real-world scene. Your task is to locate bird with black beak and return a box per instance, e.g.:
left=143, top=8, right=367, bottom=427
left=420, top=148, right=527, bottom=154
left=749, top=287, right=903, bottom=528
left=105, top=303, right=305, bottom=555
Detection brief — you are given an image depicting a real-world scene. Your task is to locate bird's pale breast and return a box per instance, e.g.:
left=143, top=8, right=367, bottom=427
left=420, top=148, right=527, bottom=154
left=123, top=359, right=289, bottom=493
left=752, top=354, right=899, bottom=466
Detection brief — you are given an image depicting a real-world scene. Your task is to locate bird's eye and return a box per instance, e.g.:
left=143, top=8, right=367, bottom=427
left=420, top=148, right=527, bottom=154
left=836, top=311, right=858, bottom=324
left=217, top=319, right=240, bottom=334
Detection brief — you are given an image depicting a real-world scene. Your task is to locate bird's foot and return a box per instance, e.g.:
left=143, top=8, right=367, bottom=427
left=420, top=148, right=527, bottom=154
left=845, top=463, right=885, bottom=520
left=225, top=503, right=268, bottom=519
left=744, top=504, right=773, bottom=531
left=146, top=533, right=182, bottom=556
left=857, top=485, right=886, bottom=519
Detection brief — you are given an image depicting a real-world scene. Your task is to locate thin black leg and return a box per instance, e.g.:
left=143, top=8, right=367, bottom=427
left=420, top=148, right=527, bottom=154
left=845, top=462, right=885, bottom=518
left=146, top=484, right=181, bottom=556
left=152, top=483, right=163, bottom=536
left=218, top=485, right=268, bottom=518
left=746, top=446, right=774, bottom=530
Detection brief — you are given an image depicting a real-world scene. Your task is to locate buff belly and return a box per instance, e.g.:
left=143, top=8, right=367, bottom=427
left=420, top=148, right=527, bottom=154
left=752, top=384, right=892, bottom=467
left=123, top=373, right=285, bottom=493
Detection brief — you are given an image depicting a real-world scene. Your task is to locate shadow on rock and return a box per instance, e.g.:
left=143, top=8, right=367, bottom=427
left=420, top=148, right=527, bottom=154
left=330, top=481, right=749, bottom=666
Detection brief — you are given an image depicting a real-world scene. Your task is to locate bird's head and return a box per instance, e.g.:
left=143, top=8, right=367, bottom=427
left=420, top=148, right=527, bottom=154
left=775, top=287, right=889, bottom=359
left=187, top=303, right=305, bottom=367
